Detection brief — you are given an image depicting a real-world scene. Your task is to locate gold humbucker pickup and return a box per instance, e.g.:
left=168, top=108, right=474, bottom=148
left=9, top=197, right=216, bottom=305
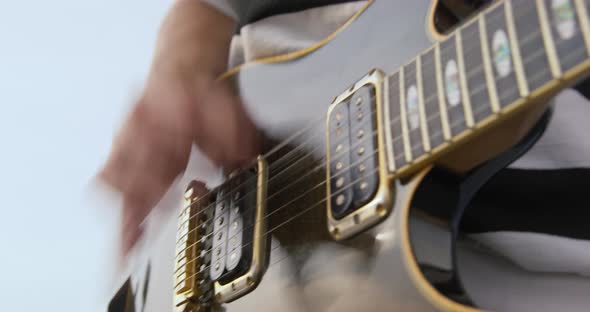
left=174, top=158, right=269, bottom=310
left=325, top=69, right=394, bottom=240
left=212, top=157, right=269, bottom=303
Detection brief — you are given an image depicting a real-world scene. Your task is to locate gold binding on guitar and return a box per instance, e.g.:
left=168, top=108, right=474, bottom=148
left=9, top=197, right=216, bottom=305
left=175, top=181, right=212, bottom=309
left=213, top=157, right=269, bottom=304
left=174, top=158, right=269, bottom=311
left=325, top=69, right=394, bottom=240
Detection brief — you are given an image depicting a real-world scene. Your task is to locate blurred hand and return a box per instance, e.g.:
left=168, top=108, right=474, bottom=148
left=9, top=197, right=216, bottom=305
left=98, top=0, right=260, bottom=254
left=100, top=72, right=260, bottom=254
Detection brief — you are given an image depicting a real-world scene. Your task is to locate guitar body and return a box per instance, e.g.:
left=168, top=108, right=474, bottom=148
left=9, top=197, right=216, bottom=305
left=109, top=1, right=590, bottom=311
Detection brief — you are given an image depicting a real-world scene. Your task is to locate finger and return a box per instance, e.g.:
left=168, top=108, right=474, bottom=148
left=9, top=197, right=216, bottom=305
left=121, top=195, right=147, bottom=255
left=194, top=88, right=261, bottom=170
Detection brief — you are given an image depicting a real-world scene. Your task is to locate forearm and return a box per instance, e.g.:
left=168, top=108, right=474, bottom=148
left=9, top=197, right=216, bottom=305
left=151, top=0, right=236, bottom=80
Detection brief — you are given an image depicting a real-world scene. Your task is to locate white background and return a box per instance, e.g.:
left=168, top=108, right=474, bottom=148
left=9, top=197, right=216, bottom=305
left=0, top=1, right=171, bottom=311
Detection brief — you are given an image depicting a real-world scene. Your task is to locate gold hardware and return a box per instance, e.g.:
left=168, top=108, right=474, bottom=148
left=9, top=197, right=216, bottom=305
left=326, top=69, right=394, bottom=240
left=174, top=181, right=211, bottom=308
left=213, top=157, right=269, bottom=303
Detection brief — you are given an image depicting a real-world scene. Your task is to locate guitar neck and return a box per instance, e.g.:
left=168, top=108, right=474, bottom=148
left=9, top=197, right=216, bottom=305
left=385, top=0, right=590, bottom=174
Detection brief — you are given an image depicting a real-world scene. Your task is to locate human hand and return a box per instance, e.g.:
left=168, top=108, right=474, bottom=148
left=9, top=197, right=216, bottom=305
left=98, top=0, right=258, bottom=255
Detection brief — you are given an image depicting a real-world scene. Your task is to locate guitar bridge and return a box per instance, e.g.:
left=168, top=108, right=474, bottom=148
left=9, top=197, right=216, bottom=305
left=326, top=69, right=394, bottom=240
left=174, top=158, right=269, bottom=309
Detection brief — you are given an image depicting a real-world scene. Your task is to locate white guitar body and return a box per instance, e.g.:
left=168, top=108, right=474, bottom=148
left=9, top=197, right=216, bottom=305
left=108, top=1, right=590, bottom=311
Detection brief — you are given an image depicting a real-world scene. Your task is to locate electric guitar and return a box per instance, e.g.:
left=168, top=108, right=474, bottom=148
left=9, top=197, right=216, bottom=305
left=107, top=0, right=590, bottom=311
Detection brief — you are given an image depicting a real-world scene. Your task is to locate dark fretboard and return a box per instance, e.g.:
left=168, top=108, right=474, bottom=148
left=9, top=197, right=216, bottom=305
left=385, top=0, right=590, bottom=173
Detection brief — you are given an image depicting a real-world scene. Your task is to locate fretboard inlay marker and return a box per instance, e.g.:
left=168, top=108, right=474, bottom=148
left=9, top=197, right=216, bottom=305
left=434, top=44, right=452, bottom=141
left=416, top=56, right=431, bottom=152
left=399, top=67, right=413, bottom=162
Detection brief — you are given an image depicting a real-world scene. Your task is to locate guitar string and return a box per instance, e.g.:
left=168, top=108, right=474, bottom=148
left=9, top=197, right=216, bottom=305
left=176, top=6, right=588, bottom=292
left=175, top=133, right=381, bottom=256
left=175, top=97, right=483, bottom=262
left=177, top=25, right=560, bottom=246
left=175, top=105, right=380, bottom=234
left=179, top=7, right=552, bottom=222
left=179, top=0, right=565, bottom=228
left=176, top=9, right=564, bottom=246
left=204, top=0, right=563, bottom=224
left=175, top=164, right=381, bottom=288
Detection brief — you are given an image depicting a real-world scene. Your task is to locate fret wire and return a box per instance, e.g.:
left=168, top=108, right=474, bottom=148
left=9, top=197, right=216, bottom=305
left=395, top=20, right=583, bottom=131
left=460, top=13, right=492, bottom=124
left=384, top=0, right=590, bottom=168
left=550, top=0, right=590, bottom=72
left=574, top=0, right=590, bottom=55
left=399, top=67, right=413, bottom=162
left=420, top=47, right=445, bottom=150
left=383, top=75, right=396, bottom=172
left=416, top=55, right=431, bottom=152
left=505, top=0, right=530, bottom=97
left=456, top=30, right=475, bottom=127
left=537, top=0, right=563, bottom=77
left=404, top=61, right=426, bottom=158
left=388, top=73, right=407, bottom=170
left=434, top=44, right=452, bottom=140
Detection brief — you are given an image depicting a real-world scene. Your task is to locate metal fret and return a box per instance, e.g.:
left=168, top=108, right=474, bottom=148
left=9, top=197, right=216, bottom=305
left=574, top=0, right=590, bottom=55
left=505, top=0, right=530, bottom=97
left=402, top=61, right=426, bottom=160
left=455, top=31, right=475, bottom=127
left=545, top=0, right=589, bottom=73
left=484, top=2, right=522, bottom=108
left=460, top=19, right=494, bottom=123
left=416, top=57, right=431, bottom=152
left=438, top=33, right=469, bottom=136
left=383, top=76, right=396, bottom=172
left=479, top=16, right=501, bottom=113
left=420, top=48, right=446, bottom=149
left=434, top=44, right=452, bottom=140
left=387, top=72, right=407, bottom=170
left=399, top=67, right=413, bottom=162
left=510, top=0, right=555, bottom=92
left=537, top=0, right=563, bottom=78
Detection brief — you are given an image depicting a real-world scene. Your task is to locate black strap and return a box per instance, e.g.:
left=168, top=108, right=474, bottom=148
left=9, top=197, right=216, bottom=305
left=226, top=0, right=361, bottom=29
